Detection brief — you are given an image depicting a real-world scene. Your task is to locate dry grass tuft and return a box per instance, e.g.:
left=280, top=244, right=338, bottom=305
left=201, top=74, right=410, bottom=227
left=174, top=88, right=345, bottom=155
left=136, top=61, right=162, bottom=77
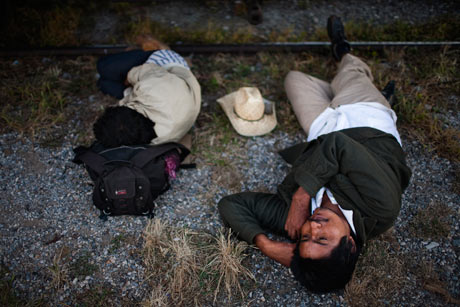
left=48, top=247, right=69, bottom=290
left=142, top=220, right=254, bottom=306
left=345, top=236, right=407, bottom=306
left=143, top=219, right=200, bottom=305
left=206, top=230, right=255, bottom=302
left=143, top=283, right=169, bottom=307
left=170, top=230, right=200, bottom=301
left=415, top=261, right=460, bottom=305
left=408, top=201, right=453, bottom=240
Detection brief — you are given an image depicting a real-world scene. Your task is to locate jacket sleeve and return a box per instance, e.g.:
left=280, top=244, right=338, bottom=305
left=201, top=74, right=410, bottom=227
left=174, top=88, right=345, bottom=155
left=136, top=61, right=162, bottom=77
left=218, top=192, right=289, bottom=244
left=291, top=131, right=403, bottom=221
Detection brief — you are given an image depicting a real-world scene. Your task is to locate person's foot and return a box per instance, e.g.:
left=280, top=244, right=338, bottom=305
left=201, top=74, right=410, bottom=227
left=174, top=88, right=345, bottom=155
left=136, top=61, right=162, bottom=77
left=248, top=0, right=263, bottom=25
left=135, top=34, right=170, bottom=51
left=381, top=80, right=398, bottom=107
left=327, top=15, right=351, bottom=61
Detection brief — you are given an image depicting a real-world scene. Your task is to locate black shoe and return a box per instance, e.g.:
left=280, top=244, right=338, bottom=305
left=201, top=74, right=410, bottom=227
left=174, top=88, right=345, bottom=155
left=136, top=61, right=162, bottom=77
left=381, top=80, right=398, bottom=107
left=327, top=15, right=351, bottom=61
left=248, top=0, right=263, bottom=25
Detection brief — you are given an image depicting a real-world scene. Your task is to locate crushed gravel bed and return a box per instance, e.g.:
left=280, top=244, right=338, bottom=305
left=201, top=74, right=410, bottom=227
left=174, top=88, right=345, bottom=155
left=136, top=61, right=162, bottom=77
left=1, top=126, right=459, bottom=305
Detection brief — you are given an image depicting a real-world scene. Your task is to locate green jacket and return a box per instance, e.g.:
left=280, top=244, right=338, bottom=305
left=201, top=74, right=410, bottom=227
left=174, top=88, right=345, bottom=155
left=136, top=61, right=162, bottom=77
left=277, top=127, right=412, bottom=246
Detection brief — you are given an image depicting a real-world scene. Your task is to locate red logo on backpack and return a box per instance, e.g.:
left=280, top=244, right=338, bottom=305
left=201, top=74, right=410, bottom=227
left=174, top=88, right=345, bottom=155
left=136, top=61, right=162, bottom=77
left=115, top=189, right=127, bottom=195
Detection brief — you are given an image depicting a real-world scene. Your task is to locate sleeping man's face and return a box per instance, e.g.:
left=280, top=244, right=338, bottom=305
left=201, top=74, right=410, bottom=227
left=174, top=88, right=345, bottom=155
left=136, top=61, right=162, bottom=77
left=298, top=207, right=354, bottom=259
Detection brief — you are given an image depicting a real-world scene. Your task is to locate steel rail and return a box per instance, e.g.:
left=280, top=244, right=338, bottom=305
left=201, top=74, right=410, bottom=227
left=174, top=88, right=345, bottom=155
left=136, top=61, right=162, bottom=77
left=1, top=41, right=459, bottom=57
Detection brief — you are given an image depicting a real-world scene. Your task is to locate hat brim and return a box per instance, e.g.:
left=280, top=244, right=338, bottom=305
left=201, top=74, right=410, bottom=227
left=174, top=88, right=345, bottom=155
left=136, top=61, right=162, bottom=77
left=217, top=90, right=277, bottom=137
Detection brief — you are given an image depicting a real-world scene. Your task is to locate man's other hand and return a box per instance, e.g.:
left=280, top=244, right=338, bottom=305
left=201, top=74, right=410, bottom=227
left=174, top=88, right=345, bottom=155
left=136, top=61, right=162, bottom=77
left=254, top=234, right=296, bottom=267
left=285, top=186, right=311, bottom=240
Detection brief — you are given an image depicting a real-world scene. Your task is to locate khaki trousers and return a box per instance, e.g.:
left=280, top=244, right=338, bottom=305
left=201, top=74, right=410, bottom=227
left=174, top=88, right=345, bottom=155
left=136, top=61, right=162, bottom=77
left=284, top=54, right=391, bottom=135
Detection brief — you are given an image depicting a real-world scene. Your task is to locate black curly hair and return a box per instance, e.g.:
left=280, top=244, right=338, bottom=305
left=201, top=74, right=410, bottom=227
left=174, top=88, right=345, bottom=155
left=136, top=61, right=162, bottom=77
left=93, top=106, right=157, bottom=148
left=290, top=232, right=361, bottom=293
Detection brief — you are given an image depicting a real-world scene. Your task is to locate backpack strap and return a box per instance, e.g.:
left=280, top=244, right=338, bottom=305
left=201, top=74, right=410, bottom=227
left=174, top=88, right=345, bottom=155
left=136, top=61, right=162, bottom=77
left=73, top=147, right=108, bottom=175
left=131, top=142, right=190, bottom=169
left=179, top=163, right=196, bottom=169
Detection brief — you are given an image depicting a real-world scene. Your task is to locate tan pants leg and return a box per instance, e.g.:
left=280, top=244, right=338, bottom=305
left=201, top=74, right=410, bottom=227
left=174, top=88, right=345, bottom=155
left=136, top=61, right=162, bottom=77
left=284, top=70, right=333, bottom=135
left=330, top=54, right=391, bottom=108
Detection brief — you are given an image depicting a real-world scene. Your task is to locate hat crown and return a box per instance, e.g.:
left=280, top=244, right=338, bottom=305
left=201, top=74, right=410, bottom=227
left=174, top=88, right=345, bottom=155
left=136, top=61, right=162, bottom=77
left=233, top=87, right=264, bottom=121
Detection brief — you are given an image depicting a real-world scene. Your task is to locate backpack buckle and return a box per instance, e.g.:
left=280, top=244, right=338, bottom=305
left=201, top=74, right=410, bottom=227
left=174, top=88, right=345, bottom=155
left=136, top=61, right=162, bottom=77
left=99, top=212, right=108, bottom=221
left=142, top=210, right=155, bottom=219
left=99, top=209, right=112, bottom=221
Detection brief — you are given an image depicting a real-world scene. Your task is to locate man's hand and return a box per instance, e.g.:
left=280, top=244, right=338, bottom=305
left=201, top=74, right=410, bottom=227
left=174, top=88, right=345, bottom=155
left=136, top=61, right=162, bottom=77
left=284, top=186, right=311, bottom=240
left=254, top=234, right=296, bottom=267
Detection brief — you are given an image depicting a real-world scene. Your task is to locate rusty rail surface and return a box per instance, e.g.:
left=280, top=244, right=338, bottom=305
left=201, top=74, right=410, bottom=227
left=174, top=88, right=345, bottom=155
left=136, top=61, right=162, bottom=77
left=1, top=41, right=459, bottom=57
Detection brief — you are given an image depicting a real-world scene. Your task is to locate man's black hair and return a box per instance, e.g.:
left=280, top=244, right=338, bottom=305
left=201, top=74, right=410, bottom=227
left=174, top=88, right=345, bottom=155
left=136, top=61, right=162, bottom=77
left=290, top=232, right=361, bottom=293
left=93, top=106, right=157, bottom=148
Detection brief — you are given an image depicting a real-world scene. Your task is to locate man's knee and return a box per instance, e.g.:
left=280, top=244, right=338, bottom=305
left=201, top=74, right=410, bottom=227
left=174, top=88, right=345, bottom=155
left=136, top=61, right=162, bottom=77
left=218, top=192, right=261, bottom=216
left=217, top=194, right=233, bottom=212
left=97, top=79, right=125, bottom=99
left=218, top=193, right=249, bottom=227
left=337, top=54, right=373, bottom=80
left=284, top=70, right=304, bottom=89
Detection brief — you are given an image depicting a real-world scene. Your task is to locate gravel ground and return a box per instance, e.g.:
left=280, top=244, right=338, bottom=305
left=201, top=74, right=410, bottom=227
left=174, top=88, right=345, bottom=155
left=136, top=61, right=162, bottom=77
left=1, top=0, right=459, bottom=306
left=1, top=127, right=459, bottom=305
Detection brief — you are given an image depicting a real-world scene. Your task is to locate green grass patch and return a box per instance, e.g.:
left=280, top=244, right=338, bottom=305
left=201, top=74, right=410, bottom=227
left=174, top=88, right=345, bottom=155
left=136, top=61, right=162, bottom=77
left=123, top=17, right=257, bottom=46
left=121, top=12, right=460, bottom=46
left=0, top=266, right=27, bottom=307
left=73, top=285, right=116, bottom=307
left=0, top=56, right=98, bottom=138
left=0, top=264, right=45, bottom=307
left=408, top=202, right=453, bottom=240
left=1, top=76, right=66, bottom=133
left=193, top=112, right=242, bottom=166
left=108, top=234, right=126, bottom=253
left=346, top=15, right=460, bottom=42
left=70, top=251, right=99, bottom=280
left=381, top=47, right=460, bottom=162
left=120, top=10, right=460, bottom=46
left=1, top=5, right=83, bottom=48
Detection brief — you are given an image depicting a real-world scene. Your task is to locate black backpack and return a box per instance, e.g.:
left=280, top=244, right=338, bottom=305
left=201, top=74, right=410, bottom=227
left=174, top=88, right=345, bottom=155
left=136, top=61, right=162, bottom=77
left=73, top=142, right=190, bottom=220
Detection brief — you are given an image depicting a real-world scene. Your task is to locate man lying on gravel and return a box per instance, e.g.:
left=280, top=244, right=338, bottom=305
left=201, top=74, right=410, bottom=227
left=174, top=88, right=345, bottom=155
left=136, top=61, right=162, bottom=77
left=218, top=15, right=412, bottom=292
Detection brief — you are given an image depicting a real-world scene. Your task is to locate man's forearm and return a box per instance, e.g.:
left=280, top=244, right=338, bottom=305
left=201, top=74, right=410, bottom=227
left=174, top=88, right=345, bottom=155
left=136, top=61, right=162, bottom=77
left=218, top=192, right=288, bottom=244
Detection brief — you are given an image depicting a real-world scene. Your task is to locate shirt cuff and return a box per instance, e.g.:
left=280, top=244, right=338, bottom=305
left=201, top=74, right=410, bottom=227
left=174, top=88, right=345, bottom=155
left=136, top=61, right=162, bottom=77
left=145, top=49, right=190, bottom=70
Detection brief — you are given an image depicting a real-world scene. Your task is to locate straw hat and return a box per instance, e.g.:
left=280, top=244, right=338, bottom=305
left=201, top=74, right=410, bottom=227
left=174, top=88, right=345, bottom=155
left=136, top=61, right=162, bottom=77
left=217, top=87, right=277, bottom=136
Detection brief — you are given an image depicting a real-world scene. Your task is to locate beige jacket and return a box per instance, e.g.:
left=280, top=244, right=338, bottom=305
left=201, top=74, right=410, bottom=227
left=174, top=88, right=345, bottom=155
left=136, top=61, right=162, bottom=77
left=119, top=63, right=201, bottom=145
